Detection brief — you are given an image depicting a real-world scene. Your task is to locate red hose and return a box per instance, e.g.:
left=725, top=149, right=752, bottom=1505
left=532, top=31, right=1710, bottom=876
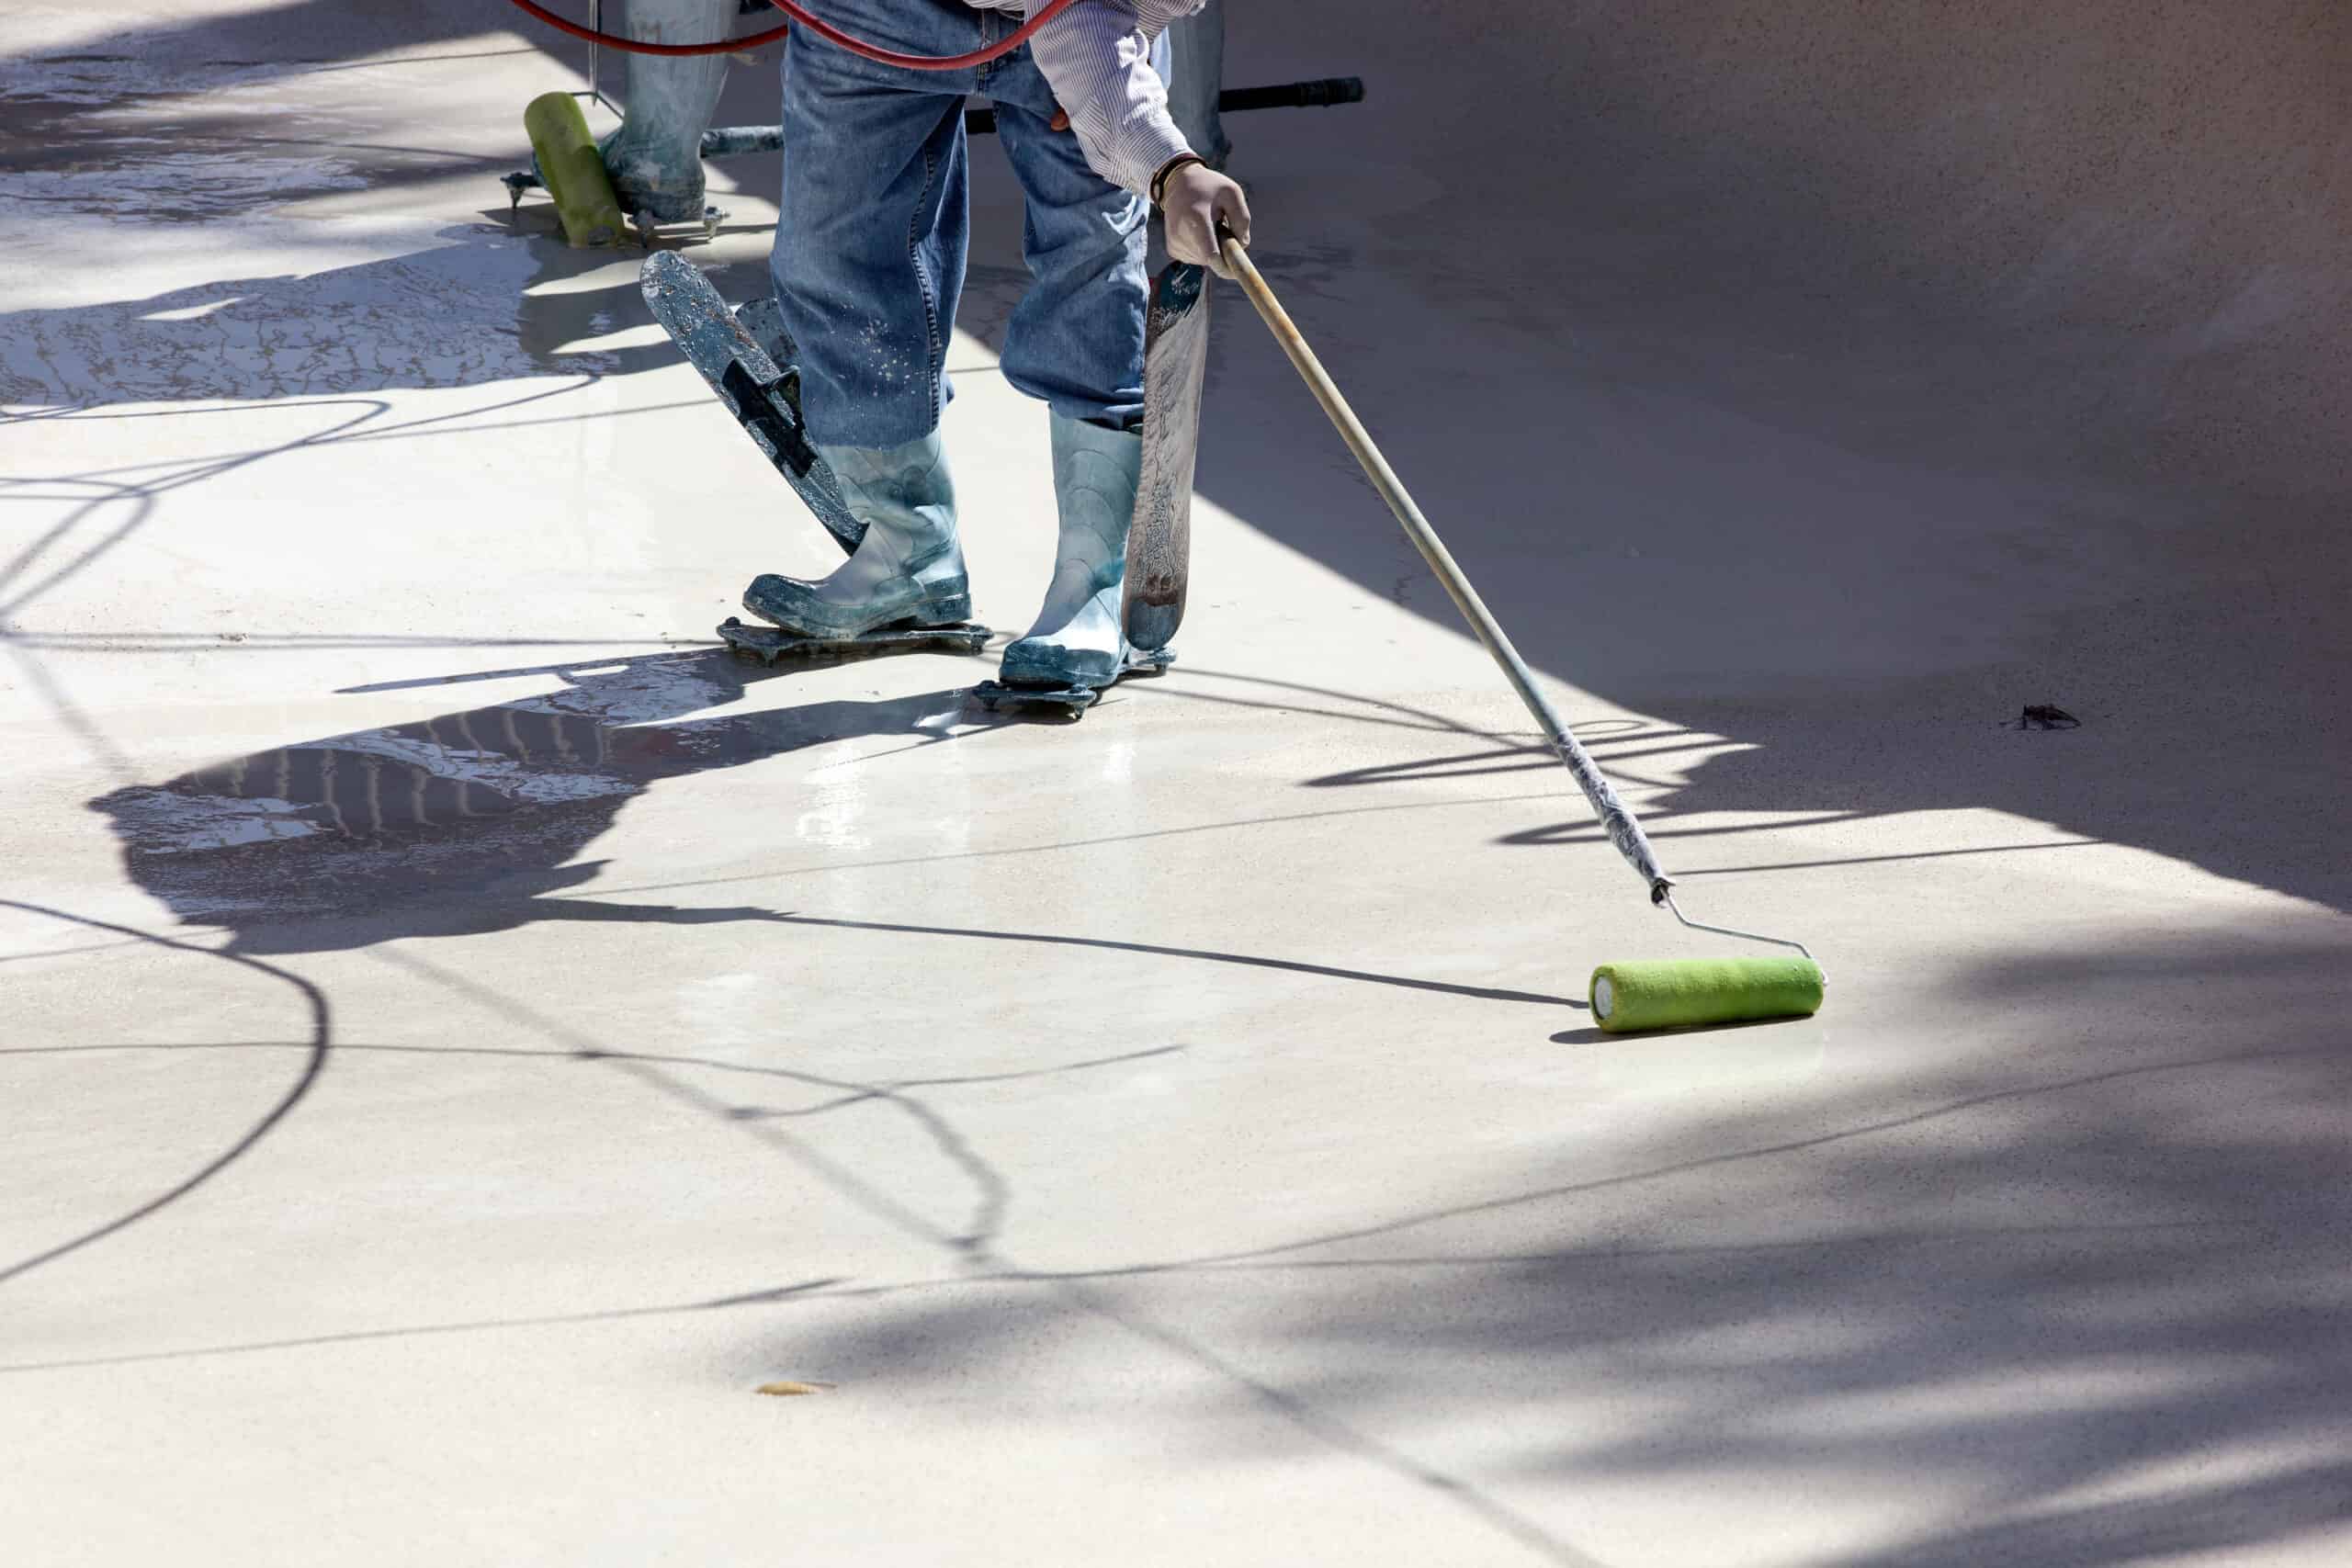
left=501, top=0, right=1083, bottom=69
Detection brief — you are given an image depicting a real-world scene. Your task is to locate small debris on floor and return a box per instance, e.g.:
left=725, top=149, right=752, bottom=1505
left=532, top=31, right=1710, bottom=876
left=2010, top=704, right=2081, bottom=730
left=755, top=1381, right=832, bottom=1397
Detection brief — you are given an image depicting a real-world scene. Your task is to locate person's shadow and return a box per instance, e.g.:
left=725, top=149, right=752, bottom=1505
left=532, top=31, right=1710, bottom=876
left=87, top=648, right=985, bottom=955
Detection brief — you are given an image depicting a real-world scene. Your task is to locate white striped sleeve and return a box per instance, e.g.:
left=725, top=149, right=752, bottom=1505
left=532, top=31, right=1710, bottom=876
left=1023, top=0, right=1206, bottom=196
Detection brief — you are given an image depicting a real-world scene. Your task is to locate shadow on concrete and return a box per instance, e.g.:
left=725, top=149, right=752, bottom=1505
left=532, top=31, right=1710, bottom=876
left=83, top=648, right=1586, bottom=1015
left=734, top=929, right=2352, bottom=1565
left=83, top=648, right=970, bottom=954
left=1122, top=209, right=2352, bottom=911
left=950, top=18, right=2350, bottom=918
left=0, top=897, right=334, bottom=1291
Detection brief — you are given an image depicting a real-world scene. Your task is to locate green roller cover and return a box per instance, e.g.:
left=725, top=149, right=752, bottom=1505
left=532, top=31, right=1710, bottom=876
left=524, top=92, right=623, bottom=248
left=1589, top=956, right=1825, bottom=1034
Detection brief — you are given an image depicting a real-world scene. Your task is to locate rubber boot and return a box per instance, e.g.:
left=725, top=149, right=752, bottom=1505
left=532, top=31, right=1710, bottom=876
left=1000, top=415, right=1142, bottom=690
left=741, top=433, right=970, bottom=638
left=596, top=0, right=729, bottom=223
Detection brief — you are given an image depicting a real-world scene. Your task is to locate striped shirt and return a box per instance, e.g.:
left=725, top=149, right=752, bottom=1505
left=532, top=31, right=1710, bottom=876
left=967, top=0, right=1204, bottom=195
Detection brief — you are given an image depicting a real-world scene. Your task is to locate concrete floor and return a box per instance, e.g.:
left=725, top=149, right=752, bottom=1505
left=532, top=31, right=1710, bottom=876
left=5, top=4, right=2349, bottom=1565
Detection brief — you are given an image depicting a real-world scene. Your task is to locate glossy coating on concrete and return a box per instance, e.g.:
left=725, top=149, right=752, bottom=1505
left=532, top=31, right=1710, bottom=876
left=5, top=4, right=2349, bottom=1565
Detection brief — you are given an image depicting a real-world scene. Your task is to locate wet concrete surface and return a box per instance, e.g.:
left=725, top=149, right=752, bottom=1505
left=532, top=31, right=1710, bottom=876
left=4, top=3, right=2350, bottom=1565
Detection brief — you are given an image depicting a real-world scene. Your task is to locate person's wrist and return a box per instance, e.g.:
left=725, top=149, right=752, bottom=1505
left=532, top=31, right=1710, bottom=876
left=1150, top=152, right=1205, bottom=207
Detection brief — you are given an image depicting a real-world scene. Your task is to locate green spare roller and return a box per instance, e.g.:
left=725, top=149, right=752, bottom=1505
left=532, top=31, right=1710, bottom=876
left=1219, top=227, right=1827, bottom=1035
left=524, top=92, right=624, bottom=248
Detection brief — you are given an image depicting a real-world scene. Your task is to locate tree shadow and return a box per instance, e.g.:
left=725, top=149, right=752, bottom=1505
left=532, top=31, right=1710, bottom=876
left=741, top=925, right=2352, bottom=1564
left=0, top=897, right=334, bottom=1290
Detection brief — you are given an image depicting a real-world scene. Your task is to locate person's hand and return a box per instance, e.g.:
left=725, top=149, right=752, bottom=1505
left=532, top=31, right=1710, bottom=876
left=1160, top=163, right=1251, bottom=278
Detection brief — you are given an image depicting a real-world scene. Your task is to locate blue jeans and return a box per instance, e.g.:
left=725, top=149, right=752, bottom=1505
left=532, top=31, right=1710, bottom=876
left=771, top=0, right=1163, bottom=447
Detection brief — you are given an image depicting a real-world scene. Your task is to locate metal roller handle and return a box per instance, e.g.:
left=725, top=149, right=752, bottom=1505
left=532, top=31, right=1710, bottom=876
left=1217, top=228, right=1676, bottom=903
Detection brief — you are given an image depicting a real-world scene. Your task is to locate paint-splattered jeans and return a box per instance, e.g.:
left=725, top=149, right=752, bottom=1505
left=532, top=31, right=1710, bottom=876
left=770, top=0, right=1163, bottom=448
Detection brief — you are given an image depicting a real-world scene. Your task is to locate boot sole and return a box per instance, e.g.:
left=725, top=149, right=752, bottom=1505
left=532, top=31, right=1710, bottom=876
left=742, top=582, right=972, bottom=641
left=997, top=641, right=1126, bottom=690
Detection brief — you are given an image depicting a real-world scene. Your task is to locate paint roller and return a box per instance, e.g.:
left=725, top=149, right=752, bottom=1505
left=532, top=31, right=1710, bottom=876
left=523, top=92, right=627, bottom=248
left=1216, top=230, right=1825, bottom=1033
